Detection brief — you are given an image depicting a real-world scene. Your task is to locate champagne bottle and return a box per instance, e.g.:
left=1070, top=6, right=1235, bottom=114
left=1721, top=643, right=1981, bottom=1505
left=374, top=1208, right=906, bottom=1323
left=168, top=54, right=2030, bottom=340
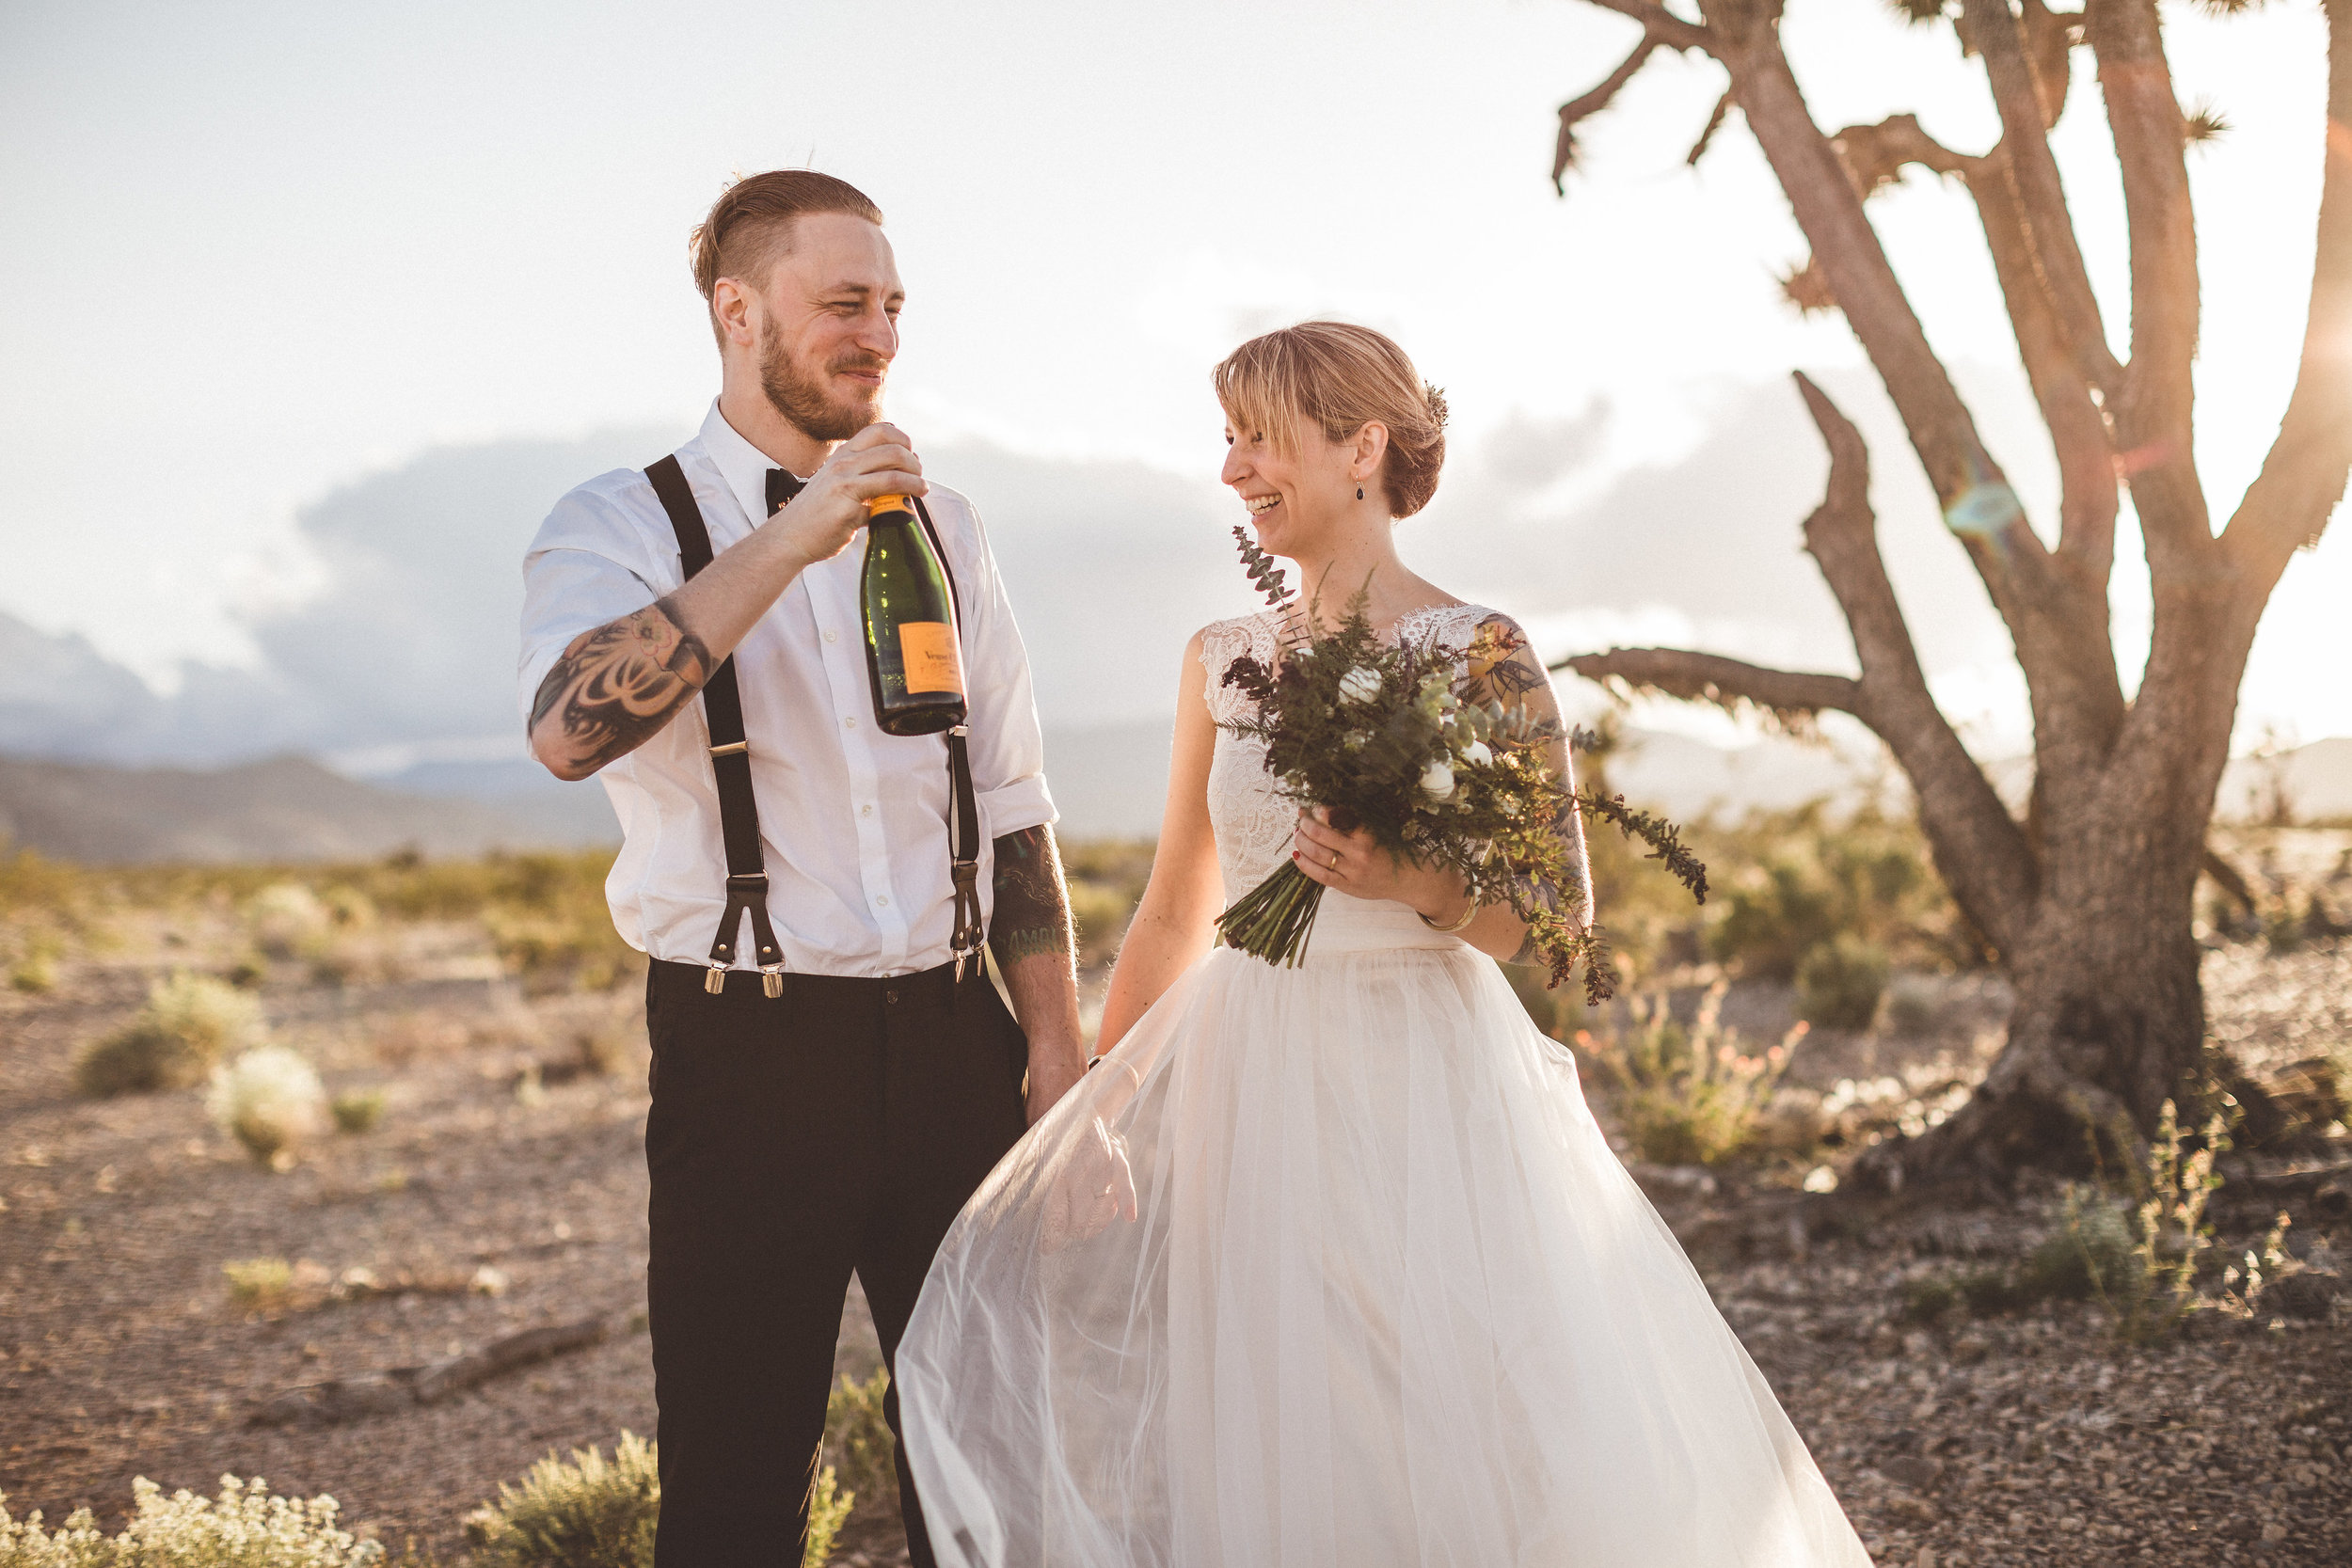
left=861, top=495, right=967, bottom=736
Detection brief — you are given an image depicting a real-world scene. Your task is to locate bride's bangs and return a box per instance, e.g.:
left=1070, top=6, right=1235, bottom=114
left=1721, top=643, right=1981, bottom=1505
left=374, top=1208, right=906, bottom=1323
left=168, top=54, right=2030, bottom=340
left=1213, top=333, right=1314, bottom=455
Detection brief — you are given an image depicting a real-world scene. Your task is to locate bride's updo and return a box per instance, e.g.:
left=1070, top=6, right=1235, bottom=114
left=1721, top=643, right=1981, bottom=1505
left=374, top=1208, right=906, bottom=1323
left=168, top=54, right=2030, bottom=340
left=1213, top=322, right=1450, bottom=518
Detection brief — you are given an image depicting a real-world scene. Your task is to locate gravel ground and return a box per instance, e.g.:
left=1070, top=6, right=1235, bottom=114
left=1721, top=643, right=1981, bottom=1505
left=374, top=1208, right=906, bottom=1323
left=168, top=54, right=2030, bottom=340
left=3, top=935, right=2345, bottom=1565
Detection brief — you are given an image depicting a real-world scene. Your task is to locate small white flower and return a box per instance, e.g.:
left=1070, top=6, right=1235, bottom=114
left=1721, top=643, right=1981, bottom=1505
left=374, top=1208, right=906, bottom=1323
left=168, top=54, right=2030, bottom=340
left=1420, top=759, right=1456, bottom=801
left=1339, top=666, right=1383, bottom=705
left=1457, top=740, right=1493, bottom=768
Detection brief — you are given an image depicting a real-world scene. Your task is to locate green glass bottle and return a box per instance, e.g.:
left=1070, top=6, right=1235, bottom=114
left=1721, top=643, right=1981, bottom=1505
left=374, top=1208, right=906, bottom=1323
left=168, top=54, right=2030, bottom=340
left=861, top=495, right=967, bottom=736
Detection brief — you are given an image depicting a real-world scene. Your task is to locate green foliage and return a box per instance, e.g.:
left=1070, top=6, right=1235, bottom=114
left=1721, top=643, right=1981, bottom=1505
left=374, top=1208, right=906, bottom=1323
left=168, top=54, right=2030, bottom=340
left=223, top=1258, right=296, bottom=1312
left=329, top=1088, right=387, bottom=1134
left=1576, top=982, right=1804, bottom=1166
left=1061, top=839, right=1154, bottom=969
left=463, top=1434, right=660, bottom=1568
left=1216, top=581, right=1699, bottom=998
left=2074, top=1100, right=2229, bottom=1344
left=1684, top=802, right=1974, bottom=1024
left=462, top=1431, right=850, bottom=1568
left=1896, top=1102, right=2231, bottom=1337
left=0, top=1475, right=381, bottom=1566
left=1796, top=934, right=1889, bottom=1030
left=825, top=1368, right=900, bottom=1529
left=74, top=972, right=267, bottom=1098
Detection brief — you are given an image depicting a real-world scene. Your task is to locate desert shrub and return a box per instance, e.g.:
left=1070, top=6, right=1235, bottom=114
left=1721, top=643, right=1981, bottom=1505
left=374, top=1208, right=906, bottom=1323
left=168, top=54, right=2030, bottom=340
left=8, top=931, right=62, bottom=994
left=1061, top=839, right=1154, bottom=968
left=1796, top=934, right=1888, bottom=1030
left=1576, top=982, right=1804, bottom=1166
left=208, top=1046, right=327, bottom=1165
left=224, top=1257, right=296, bottom=1312
left=247, top=883, right=334, bottom=958
left=1706, top=802, right=1973, bottom=984
left=462, top=1434, right=660, bottom=1568
left=74, top=972, right=267, bottom=1098
left=462, top=1433, right=849, bottom=1568
left=826, top=1368, right=900, bottom=1528
left=0, top=1474, right=381, bottom=1566
left=2073, top=1100, right=2228, bottom=1344
left=330, top=1088, right=386, bottom=1134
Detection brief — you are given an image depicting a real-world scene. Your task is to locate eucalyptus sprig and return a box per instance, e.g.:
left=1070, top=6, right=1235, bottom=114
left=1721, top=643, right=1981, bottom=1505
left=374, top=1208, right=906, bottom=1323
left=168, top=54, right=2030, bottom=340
left=1232, top=524, right=1290, bottom=608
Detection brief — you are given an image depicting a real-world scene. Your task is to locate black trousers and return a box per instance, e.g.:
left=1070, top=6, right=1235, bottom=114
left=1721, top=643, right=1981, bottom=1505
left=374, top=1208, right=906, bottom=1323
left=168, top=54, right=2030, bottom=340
left=644, top=956, right=1030, bottom=1568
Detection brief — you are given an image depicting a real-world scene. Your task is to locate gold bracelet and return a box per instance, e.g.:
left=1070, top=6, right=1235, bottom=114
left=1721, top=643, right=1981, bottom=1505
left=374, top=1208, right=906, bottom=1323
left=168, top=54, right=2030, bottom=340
left=1418, top=897, right=1479, bottom=933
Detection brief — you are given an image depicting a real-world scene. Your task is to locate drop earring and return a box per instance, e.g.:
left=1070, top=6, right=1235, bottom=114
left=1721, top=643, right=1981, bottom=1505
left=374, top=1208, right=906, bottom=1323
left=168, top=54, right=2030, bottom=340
left=1356, top=485, right=1364, bottom=500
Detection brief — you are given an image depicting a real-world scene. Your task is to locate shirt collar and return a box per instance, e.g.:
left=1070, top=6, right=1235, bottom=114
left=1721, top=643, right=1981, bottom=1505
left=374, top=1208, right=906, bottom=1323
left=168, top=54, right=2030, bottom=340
left=697, top=400, right=803, bottom=528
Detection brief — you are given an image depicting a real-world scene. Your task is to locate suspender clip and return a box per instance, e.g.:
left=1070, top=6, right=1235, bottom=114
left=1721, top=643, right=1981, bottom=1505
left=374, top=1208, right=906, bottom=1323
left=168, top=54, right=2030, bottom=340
left=704, top=964, right=728, bottom=995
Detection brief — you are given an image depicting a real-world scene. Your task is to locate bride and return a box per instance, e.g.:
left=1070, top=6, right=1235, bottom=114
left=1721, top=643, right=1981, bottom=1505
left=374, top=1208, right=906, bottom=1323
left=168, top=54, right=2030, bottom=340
left=897, top=322, right=1872, bottom=1567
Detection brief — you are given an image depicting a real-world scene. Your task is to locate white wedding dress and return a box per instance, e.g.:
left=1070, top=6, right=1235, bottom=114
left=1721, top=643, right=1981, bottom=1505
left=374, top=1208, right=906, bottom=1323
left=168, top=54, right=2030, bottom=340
left=898, top=606, right=1873, bottom=1567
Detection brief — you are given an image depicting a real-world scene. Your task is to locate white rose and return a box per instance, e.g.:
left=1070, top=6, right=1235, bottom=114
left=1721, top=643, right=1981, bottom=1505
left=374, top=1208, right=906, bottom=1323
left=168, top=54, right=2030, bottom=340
left=1457, top=740, right=1493, bottom=768
left=1339, top=667, right=1383, bottom=705
left=1420, top=759, right=1456, bottom=801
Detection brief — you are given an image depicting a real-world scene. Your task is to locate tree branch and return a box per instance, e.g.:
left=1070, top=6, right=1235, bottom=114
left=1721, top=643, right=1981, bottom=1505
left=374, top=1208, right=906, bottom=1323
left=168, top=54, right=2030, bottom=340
left=1556, top=647, right=1861, bottom=719
left=1961, top=0, right=2124, bottom=397
left=1700, top=9, right=2092, bottom=683
left=1554, top=37, right=1663, bottom=192
left=1788, top=372, right=2041, bottom=954
left=1581, top=0, right=1713, bottom=54
left=2221, top=0, right=2352, bottom=590
left=2087, top=0, right=2214, bottom=572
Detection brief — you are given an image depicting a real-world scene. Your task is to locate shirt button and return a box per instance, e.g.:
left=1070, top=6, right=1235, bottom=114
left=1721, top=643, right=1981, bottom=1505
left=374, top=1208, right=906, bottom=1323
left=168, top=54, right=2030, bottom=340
left=823, top=628, right=838, bottom=644
left=874, top=894, right=890, bottom=908
left=843, top=716, right=857, bottom=730
left=860, top=803, right=873, bottom=817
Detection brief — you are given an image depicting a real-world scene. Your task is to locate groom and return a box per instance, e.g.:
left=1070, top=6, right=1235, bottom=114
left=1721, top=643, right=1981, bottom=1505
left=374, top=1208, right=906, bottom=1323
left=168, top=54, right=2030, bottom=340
left=517, top=169, right=1087, bottom=1566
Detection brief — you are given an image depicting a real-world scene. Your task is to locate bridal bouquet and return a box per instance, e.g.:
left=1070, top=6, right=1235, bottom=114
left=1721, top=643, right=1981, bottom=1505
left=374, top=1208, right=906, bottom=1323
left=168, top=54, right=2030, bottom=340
left=1215, top=529, right=1706, bottom=1005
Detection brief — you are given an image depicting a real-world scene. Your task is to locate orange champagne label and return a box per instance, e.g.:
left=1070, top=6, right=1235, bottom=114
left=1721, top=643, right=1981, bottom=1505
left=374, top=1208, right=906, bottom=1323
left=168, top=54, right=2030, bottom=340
left=898, top=622, right=962, bottom=695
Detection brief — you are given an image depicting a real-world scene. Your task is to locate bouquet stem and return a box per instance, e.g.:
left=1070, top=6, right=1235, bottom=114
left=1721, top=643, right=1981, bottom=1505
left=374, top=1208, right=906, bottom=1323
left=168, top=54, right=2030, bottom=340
left=1216, top=860, right=1326, bottom=968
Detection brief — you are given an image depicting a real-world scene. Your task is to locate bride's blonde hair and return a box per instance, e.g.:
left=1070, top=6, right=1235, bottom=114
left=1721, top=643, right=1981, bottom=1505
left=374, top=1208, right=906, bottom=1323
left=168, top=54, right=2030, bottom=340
left=1213, top=322, right=1450, bottom=517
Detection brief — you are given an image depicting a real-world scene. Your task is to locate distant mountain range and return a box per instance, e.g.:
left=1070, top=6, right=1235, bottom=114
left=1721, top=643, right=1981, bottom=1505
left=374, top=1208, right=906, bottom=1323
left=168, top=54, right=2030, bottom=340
left=3, top=728, right=2344, bottom=865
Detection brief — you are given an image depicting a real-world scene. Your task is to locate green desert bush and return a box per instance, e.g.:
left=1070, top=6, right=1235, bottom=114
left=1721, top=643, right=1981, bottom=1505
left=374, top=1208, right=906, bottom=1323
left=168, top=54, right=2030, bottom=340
left=329, top=1088, right=387, bottom=1134
left=463, top=1432, right=850, bottom=1568
left=462, top=1434, right=660, bottom=1568
left=0, top=1474, right=381, bottom=1566
left=246, top=882, right=334, bottom=958
left=826, top=1368, right=900, bottom=1527
left=1705, top=802, right=1976, bottom=985
left=1576, top=982, right=1804, bottom=1166
left=74, top=972, right=267, bottom=1098
left=223, top=1257, right=297, bottom=1312
left=1795, top=934, right=1889, bottom=1031
left=207, top=1046, right=328, bottom=1165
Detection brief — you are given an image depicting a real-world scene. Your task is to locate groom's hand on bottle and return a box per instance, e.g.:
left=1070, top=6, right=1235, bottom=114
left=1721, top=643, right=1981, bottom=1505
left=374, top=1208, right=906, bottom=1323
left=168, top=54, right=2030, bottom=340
left=768, top=421, right=928, bottom=572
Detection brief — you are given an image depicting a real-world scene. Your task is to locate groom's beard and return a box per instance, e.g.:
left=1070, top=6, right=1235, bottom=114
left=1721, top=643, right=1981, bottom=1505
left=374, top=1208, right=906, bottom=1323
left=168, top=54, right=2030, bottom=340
left=761, top=328, right=886, bottom=443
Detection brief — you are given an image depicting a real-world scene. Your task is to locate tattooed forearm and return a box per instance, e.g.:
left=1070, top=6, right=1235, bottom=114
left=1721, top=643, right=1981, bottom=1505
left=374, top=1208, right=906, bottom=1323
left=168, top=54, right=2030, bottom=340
left=528, top=596, right=713, bottom=780
left=990, top=824, right=1075, bottom=970
left=1463, top=614, right=1596, bottom=967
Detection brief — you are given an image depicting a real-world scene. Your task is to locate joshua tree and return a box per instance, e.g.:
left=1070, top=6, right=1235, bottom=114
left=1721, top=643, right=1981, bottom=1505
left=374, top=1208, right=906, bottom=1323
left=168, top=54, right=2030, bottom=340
left=1547, top=0, right=2352, bottom=1187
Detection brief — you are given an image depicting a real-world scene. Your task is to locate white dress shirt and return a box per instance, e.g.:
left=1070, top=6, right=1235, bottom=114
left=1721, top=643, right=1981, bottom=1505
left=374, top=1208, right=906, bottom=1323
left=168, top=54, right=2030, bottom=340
left=517, top=402, right=1057, bottom=977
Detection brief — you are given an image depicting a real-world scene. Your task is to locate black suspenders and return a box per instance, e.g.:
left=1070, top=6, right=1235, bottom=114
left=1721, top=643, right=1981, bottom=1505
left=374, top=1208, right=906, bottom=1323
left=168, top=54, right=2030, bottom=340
left=643, top=453, right=985, bottom=993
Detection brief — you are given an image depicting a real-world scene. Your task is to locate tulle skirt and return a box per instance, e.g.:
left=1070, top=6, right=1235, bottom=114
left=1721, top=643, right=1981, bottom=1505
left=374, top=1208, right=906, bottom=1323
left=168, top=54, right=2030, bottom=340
left=898, top=899, right=1872, bottom=1568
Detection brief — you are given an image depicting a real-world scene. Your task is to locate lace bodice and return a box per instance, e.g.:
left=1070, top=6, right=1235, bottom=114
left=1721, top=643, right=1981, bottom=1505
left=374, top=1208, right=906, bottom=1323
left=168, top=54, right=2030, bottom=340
left=1198, top=602, right=1496, bottom=906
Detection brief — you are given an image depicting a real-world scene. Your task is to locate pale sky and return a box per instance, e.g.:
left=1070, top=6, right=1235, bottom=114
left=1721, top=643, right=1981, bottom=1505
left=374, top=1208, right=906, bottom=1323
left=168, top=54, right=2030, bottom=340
left=1, top=0, right=2342, bottom=756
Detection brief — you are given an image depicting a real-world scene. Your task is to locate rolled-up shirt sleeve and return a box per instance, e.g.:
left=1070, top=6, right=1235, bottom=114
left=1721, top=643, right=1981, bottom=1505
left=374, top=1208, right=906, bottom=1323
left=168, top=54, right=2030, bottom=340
left=951, top=496, right=1058, bottom=838
left=517, top=483, right=668, bottom=728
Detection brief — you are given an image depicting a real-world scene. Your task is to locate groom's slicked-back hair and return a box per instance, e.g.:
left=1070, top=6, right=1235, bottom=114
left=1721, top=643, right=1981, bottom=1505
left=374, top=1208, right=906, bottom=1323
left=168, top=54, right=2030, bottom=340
left=689, top=169, right=884, bottom=343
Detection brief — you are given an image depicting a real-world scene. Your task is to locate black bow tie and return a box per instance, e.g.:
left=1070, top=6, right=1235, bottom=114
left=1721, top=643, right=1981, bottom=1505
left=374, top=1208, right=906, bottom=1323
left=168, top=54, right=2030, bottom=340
left=766, top=467, right=805, bottom=515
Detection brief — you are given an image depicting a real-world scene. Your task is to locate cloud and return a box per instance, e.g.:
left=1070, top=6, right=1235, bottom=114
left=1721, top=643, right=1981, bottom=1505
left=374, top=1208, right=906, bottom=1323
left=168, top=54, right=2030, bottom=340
left=0, top=368, right=2049, bottom=773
